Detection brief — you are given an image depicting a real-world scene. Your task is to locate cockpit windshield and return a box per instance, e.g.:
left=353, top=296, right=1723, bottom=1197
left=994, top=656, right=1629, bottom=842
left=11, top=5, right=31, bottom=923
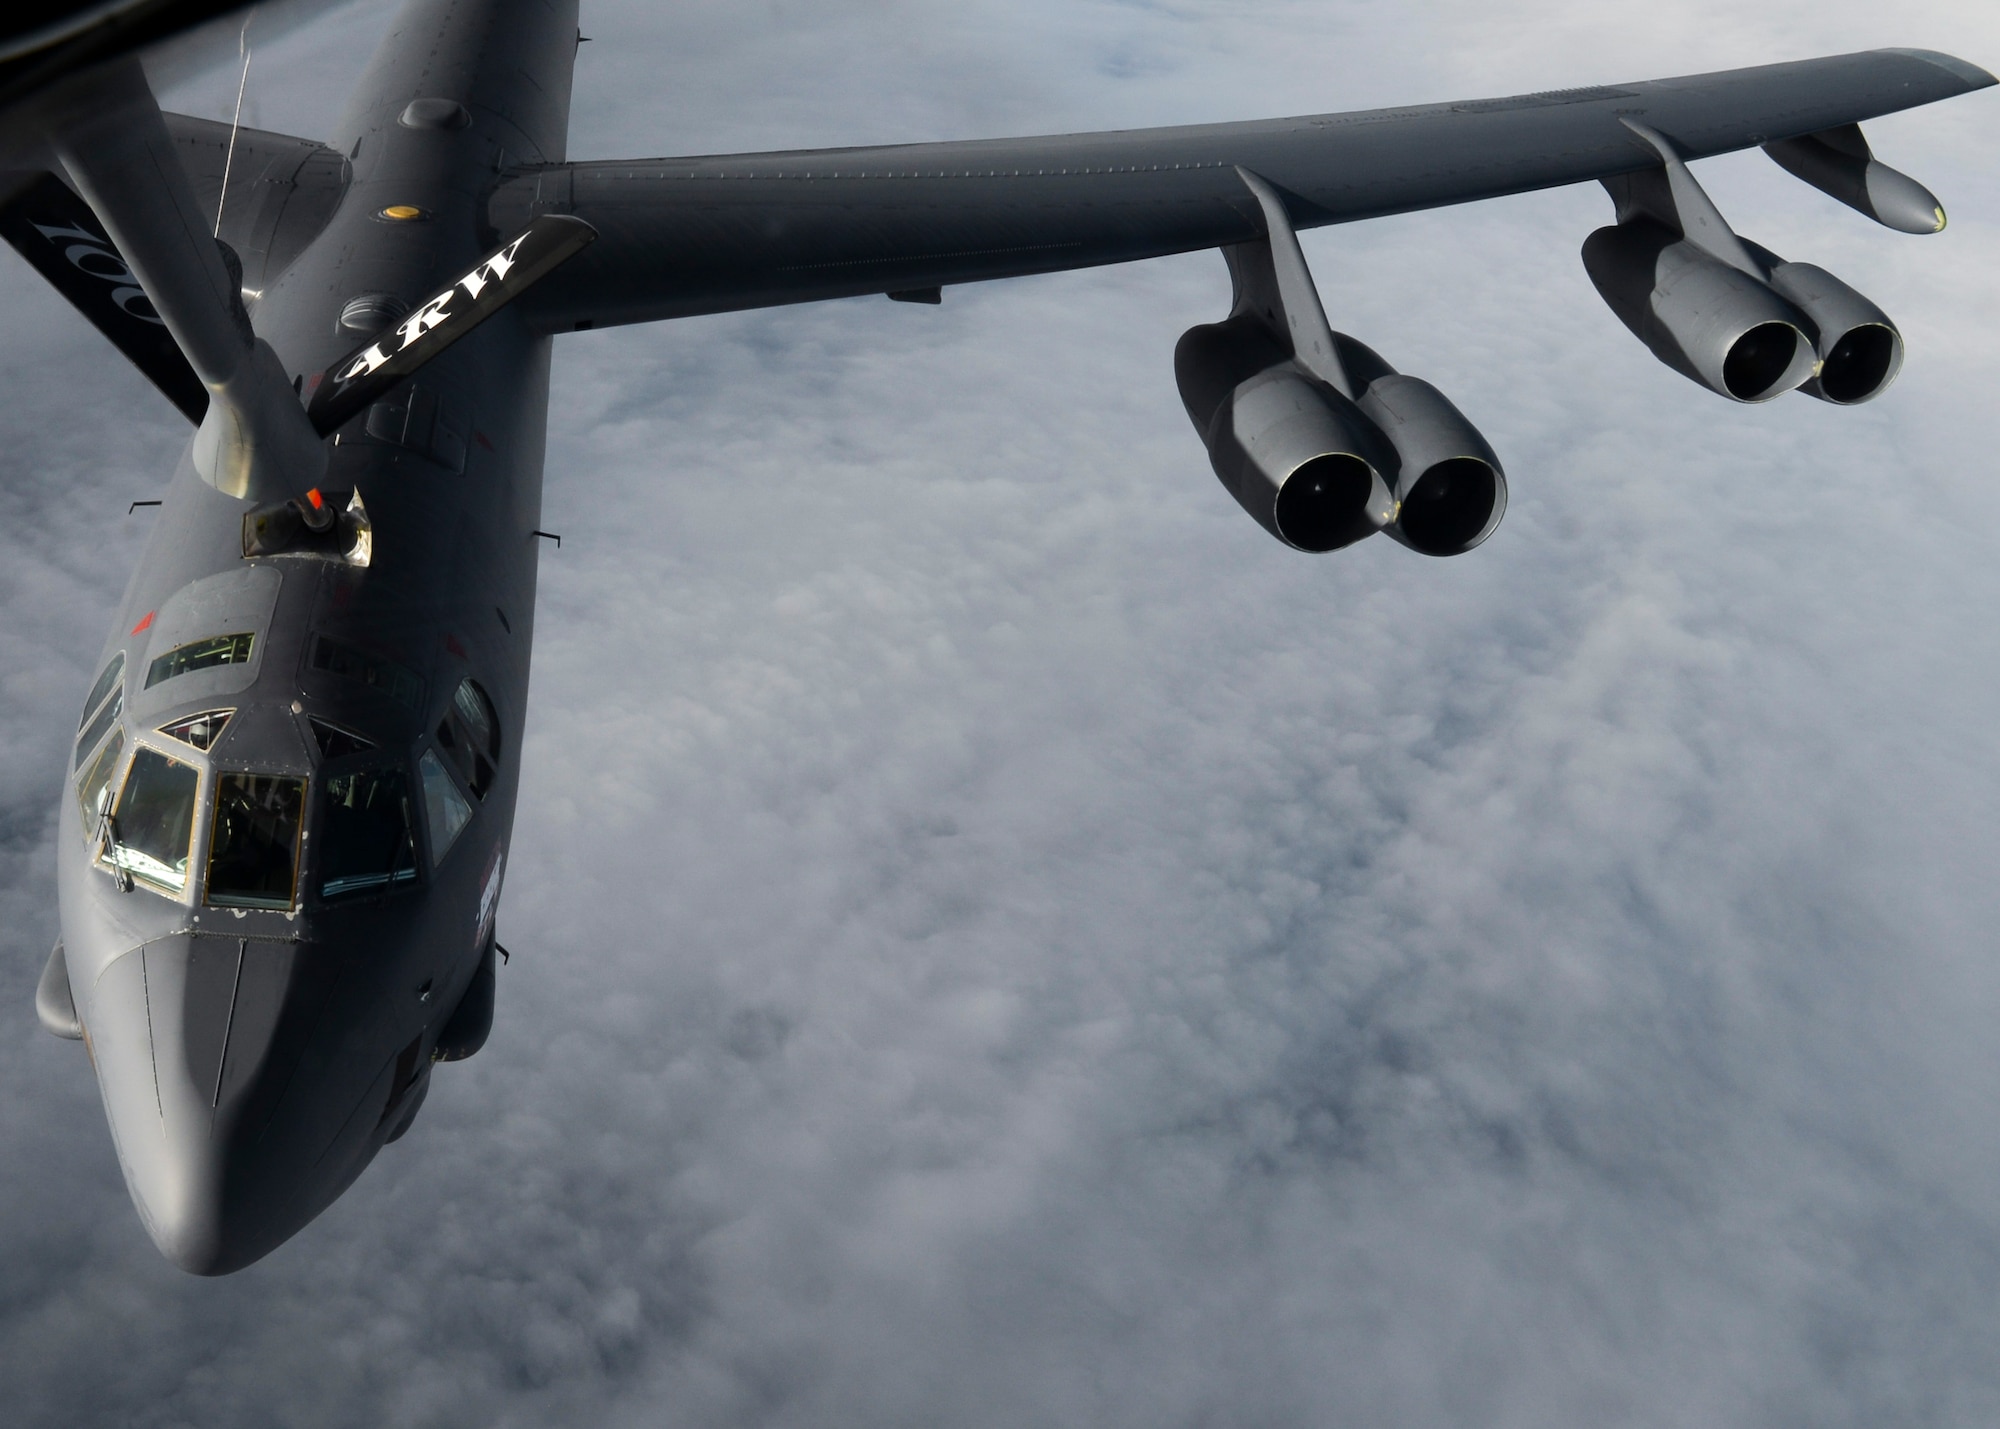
left=206, top=774, right=306, bottom=909
left=104, top=746, right=199, bottom=893
left=319, top=766, right=417, bottom=900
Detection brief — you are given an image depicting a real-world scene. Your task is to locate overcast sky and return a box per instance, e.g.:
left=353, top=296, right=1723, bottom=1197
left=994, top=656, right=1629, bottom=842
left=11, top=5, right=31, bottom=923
left=3, top=1, right=2000, bottom=1424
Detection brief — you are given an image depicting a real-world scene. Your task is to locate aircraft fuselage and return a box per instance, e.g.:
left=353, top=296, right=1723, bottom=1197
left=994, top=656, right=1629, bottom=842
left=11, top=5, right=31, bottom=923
left=53, top=0, right=578, bottom=1274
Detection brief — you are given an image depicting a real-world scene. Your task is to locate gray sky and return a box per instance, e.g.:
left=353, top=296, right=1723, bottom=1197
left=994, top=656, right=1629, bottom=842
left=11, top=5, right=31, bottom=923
left=4, top=2, right=2000, bottom=1424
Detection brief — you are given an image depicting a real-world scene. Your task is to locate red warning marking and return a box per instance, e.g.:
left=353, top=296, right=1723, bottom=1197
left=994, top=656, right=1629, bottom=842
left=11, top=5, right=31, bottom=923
left=445, top=633, right=468, bottom=660
left=474, top=431, right=495, bottom=452
left=130, top=611, right=154, bottom=635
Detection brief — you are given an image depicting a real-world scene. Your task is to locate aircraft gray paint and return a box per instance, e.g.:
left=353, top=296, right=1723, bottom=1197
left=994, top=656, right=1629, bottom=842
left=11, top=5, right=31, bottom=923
left=4, top=0, right=1989, bottom=1273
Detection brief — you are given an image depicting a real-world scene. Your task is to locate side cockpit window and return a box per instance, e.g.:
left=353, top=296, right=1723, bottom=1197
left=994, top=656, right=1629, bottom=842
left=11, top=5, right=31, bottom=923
left=76, top=689, right=123, bottom=771
left=74, top=652, right=124, bottom=771
left=206, top=774, right=306, bottom=910
left=77, top=728, right=125, bottom=827
left=435, top=677, right=499, bottom=799
left=103, top=746, right=199, bottom=893
left=418, top=749, right=472, bottom=862
left=319, top=766, right=417, bottom=900
left=78, top=653, right=123, bottom=730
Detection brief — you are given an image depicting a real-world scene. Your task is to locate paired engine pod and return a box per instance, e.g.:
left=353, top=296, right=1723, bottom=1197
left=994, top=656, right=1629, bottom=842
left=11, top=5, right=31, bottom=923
left=1231, top=369, right=1397, bottom=552
left=1355, top=373, right=1508, bottom=557
left=1583, top=219, right=1818, bottom=402
left=1756, top=257, right=1905, bottom=404
left=1176, top=319, right=1395, bottom=553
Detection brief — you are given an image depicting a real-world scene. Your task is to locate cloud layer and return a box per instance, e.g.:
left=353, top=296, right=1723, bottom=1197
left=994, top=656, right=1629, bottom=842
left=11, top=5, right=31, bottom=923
left=3, top=2, right=1999, bottom=1425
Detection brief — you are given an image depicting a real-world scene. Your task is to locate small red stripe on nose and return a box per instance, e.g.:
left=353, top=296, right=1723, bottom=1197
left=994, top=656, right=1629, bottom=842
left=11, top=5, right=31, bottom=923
left=131, top=611, right=154, bottom=635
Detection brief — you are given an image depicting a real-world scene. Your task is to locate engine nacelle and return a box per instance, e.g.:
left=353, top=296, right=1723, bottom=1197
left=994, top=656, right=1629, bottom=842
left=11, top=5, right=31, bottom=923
left=1748, top=249, right=1905, bottom=404
left=1175, top=316, right=1395, bottom=553
left=1177, top=317, right=1508, bottom=557
left=1344, top=350, right=1507, bottom=557
left=1583, top=218, right=1818, bottom=403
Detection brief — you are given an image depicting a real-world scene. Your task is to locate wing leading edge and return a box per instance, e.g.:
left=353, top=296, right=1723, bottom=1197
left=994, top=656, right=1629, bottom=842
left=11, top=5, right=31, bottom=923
left=495, top=48, right=1993, bottom=334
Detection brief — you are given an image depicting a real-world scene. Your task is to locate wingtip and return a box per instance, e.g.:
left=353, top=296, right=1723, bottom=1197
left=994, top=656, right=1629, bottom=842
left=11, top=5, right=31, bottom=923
left=1884, top=49, right=1999, bottom=91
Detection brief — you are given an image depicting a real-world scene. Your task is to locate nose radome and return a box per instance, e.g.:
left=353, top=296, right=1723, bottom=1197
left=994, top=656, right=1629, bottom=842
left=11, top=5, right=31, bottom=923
left=134, top=1142, right=233, bottom=1276
left=87, top=942, right=235, bottom=1272
left=86, top=935, right=335, bottom=1275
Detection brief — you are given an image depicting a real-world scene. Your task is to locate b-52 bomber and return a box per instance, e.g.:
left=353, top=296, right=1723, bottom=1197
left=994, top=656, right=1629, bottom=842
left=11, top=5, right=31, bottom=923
left=5, top=0, right=1989, bottom=1273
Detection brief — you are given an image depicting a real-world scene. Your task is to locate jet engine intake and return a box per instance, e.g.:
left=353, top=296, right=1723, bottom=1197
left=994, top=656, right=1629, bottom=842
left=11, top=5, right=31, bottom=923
left=1177, top=316, right=1508, bottom=558
left=1743, top=244, right=1905, bottom=404
left=1583, top=218, right=1818, bottom=402
left=1175, top=316, right=1395, bottom=553
left=1345, top=350, right=1507, bottom=557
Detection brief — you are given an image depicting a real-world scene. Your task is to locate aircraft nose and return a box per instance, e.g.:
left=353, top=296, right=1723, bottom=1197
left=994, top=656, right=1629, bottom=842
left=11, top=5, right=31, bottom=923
left=86, top=934, right=338, bottom=1275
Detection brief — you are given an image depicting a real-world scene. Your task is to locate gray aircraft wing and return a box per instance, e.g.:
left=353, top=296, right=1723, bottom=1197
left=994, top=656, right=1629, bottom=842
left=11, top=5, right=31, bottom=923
left=0, top=115, right=345, bottom=423
left=493, top=48, right=1993, bottom=333
left=161, top=114, right=349, bottom=292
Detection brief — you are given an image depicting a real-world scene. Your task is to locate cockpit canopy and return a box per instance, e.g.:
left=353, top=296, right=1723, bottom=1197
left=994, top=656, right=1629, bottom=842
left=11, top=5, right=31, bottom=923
left=95, top=740, right=419, bottom=909
left=74, top=647, right=497, bottom=910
